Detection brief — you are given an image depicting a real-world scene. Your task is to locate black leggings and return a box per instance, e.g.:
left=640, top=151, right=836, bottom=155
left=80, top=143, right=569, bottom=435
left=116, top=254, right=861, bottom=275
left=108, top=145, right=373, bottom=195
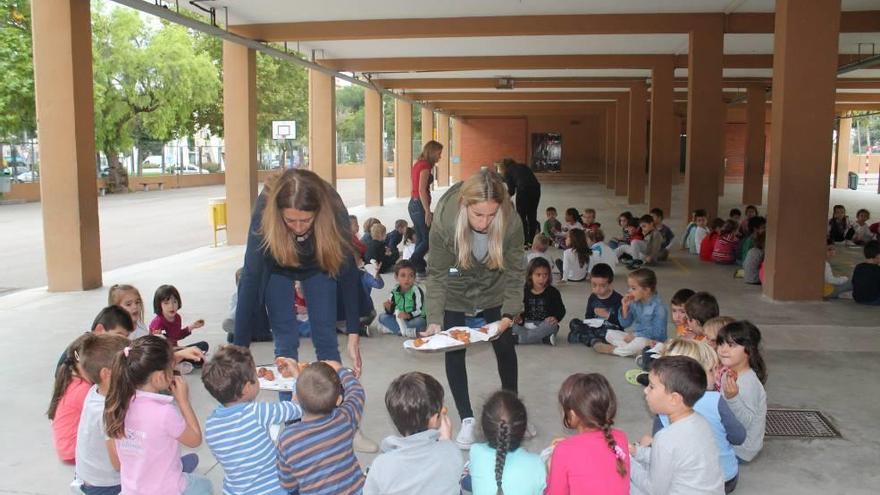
left=444, top=307, right=518, bottom=419
left=516, top=191, right=541, bottom=244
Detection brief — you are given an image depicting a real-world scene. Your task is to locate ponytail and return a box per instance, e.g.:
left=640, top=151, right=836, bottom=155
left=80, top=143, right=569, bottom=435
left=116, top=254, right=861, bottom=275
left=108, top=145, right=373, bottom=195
left=104, top=335, right=173, bottom=438
left=48, top=334, right=90, bottom=420
left=601, top=423, right=627, bottom=477
left=494, top=421, right=509, bottom=495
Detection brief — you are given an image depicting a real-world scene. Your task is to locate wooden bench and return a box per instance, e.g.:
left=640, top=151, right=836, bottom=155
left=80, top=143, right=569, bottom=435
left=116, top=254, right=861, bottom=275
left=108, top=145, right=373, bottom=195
left=138, top=182, right=164, bottom=192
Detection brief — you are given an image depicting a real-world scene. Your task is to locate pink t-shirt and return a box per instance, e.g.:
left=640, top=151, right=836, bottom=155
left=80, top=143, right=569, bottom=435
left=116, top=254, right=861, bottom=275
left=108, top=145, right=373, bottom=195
left=52, top=376, right=91, bottom=462
left=149, top=313, right=190, bottom=347
left=546, top=429, right=631, bottom=495
left=115, top=390, right=187, bottom=495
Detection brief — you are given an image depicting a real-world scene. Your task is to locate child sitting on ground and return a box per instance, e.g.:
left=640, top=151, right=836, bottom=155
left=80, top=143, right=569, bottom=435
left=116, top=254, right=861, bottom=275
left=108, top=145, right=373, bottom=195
left=729, top=208, right=742, bottom=224
left=49, top=333, right=91, bottom=463
left=543, top=207, right=563, bottom=238
left=712, top=220, right=740, bottom=265
left=512, top=258, right=566, bottom=345
left=361, top=217, right=381, bottom=245
left=108, top=284, right=149, bottom=339
left=72, top=333, right=130, bottom=495
left=700, top=218, right=725, bottom=262
left=683, top=209, right=709, bottom=255
left=670, top=289, right=695, bottom=338
left=588, top=229, right=619, bottom=273
left=850, top=209, right=874, bottom=245
left=105, top=335, right=211, bottom=494
left=581, top=208, right=601, bottom=234
left=655, top=341, right=745, bottom=493
left=703, top=316, right=736, bottom=350
left=742, top=232, right=765, bottom=285
left=202, top=346, right=304, bottom=495
left=737, top=216, right=766, bottom=265
left=526, top=233, right=555, bottom=269
left=650, top=208, right=675, bottom=249
left=684, top=291, right=720, bottom=341
left=632, top=288, right=697, bottom=379
left=401, top=227, right=417, bottom=260
left=610, top=212, right=635, bottom=249
left=638, top=215, right=668, bottom=267
left=824, top=240, right=852, bottom=298
left=57, top=306, right=136, bottom=372
left=630, top=356, right=725, bottom=494
left=828, top=205, right=852, bottom=243
left=739, top=205, right=759, bottom=236
left=467, top=390, right=546, bottom=495
left=556, top=208, right=585, bottom=248
left=851, top=240, right=880, bottom=305
left=716, top=321, right=768, bottom=463
left=545, top=373, right=630, bottom=495
left=594, top=268, right=668, bottom=357
left=149, top=284, right=207, bottom=350
left=558, top=229, right=591, bottom=282
left=615, top=217, right=645, bottom=261
left=378, top=260, right=426, bottom=337
left=569, top=263, right=623, bottom=347
left=386, top=219, right=408, bottom=251
left=350, top=215, right=367, bottom=260
left=365, top=372, right=462, bottom=495
left=365, top=223, right=400, bottom=273
left=277, top=361, right=366, bottom=494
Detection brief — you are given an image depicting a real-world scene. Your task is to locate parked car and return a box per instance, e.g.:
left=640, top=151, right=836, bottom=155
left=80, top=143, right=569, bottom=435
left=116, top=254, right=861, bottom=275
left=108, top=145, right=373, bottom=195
left=171, top=164, right=209, bottom=174
left=2, top=164, right=29, bottom=177
left=16, top=170, right=39, bottom=182
left=141, top=155, right=163, bottom=168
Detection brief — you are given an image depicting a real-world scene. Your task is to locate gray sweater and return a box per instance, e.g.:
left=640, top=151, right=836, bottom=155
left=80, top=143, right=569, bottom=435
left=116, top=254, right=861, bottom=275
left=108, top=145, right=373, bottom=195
left=631, top=413, right=724, bottom=495
left=724, top=368, right=767, bottom=462
left=364, top=429, right=464, bottom=495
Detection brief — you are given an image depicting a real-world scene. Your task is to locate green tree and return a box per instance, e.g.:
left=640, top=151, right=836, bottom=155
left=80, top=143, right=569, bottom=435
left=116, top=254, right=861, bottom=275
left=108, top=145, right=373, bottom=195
left=0, top=0, right=35, bottom=142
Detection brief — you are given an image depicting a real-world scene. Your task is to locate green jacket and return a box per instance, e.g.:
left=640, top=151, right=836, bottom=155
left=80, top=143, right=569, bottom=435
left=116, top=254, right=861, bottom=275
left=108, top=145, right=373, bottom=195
left=425, top=181, right=526, bottom=326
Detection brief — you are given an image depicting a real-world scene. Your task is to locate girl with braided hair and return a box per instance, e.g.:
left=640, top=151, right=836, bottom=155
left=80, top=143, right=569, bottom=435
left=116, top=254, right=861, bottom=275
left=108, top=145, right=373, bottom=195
left=546, top=373, right=630, bottom=494
left=467, top=390, right=546, bottom=495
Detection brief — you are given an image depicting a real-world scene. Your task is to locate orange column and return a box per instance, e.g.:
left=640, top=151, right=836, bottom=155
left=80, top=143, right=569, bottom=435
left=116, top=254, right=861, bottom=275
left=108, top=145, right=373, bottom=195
left=395, top=100, right=413, bottom=198
left=451, top=117, right=462, bottom=183
left=743, top=85, right=767, bottom=204
left=834, top=113, right=852, bottom=189
left=364, top=88, right=383, bottom=206
left=606, top=106, right=617, bottom=190
left=308, top=69, right=336, bottom=184
left=615, top=94, right=630, bottom=196
left=764, top=0, right=841, bottom=301
left=436, top=113, right=451, bottom=186
left=648, top=59, right=676, bottom=214
left=628, top=82, right=648, bottom=204
left=421, top=106, right=434, bottom=148
left=223, top=42, right=258, bottom=245
left=31, top=0, right=101, bottom=290
left=685, top=22, right=725, bottom=221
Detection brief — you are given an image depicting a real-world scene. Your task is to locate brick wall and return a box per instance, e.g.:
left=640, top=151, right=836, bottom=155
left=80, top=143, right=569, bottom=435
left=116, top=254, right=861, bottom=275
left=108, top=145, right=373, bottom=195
left=723, top=123, right=771, bottom=178
left=458, top=117, right=528, bottom=179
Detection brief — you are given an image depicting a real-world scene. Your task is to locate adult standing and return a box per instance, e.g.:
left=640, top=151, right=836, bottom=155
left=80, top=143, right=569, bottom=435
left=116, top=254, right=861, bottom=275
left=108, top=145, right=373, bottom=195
left=234, top=169, right=363, bottom=375
left=424, top=169, right=526, bottom=449
left=409, top=140, right=443, bottom=277
left=499, top=158, right=542, bottom=245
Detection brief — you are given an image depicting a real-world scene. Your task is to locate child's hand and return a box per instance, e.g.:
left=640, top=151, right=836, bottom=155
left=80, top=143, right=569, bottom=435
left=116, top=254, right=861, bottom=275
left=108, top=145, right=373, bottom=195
left=594, top=307, right=610, bottom=318
left=383, top=300, right=393, bottom=312
left=322, top=360, right=343, bottom=372
left=398, top=312, right=411, bottom=320
left=623, top=334, right=635, bottom=343
left=170, top=375, right=190, bottom=403
left=438, top=406, right=452, bottom=440
left=514, top=313, right=524, bottom=325
left=190, top=319, right=205, bottom=330
left=545, top=316, right=559, bottom=325
left=174, top=347, right=204, bottom=364
left=275, top=357, right=301, bottom=378
left=722, top=371, right=739, bottom=399
left=622, top=294, right=634, bottom=310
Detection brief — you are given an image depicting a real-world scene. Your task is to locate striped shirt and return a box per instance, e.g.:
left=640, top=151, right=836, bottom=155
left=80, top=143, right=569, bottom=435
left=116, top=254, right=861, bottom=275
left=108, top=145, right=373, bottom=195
left=277, top=369, right=365, bottom=495
left=205, top=401, right=303, bottom=495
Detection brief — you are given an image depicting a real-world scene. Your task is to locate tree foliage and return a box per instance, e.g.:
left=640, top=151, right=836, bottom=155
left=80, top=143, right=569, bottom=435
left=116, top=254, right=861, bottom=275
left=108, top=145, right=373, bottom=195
left=0, top=0, right=35, bottom=139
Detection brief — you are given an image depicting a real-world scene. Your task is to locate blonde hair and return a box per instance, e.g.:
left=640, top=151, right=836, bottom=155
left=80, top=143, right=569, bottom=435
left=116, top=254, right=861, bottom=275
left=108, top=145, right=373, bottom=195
left=370, top=223, right=387, bottom=240
left=108, top=284, right=144, bottom=323
left=661, top=338, right=719, bottom=382
left=454, top=169, right=514, bottom=270
left=418, top=140, right=443, bottom=164
left=703, top=316, right=736, bottom=341
left=260, top=169, right=354, bottom=276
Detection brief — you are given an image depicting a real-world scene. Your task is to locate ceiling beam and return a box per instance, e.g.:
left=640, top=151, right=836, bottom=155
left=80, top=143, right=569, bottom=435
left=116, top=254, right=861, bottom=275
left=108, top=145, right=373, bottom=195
left=229, top=11, right=879, bottom=42
left=435, top=102, right=615, bottom=112
left=377, top=77, right=644, bottom=90
left=411, top=91, right=627, bottom=101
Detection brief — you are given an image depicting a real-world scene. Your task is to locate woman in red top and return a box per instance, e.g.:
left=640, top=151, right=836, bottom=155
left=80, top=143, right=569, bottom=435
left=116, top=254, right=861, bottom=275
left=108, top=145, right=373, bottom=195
left=408, top=140, right=442, bottom=276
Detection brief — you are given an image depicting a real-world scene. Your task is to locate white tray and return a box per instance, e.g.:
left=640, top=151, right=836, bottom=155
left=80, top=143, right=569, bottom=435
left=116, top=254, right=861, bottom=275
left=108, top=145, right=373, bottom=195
left=403, top=321, right=502, bottom=353
left=256, top=365, right=297, bottom=392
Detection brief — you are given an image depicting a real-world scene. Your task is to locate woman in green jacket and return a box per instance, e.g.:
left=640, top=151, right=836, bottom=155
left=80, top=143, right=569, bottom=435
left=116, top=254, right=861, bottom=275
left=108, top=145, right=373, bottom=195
left=424, top=168, right=526, bottom=449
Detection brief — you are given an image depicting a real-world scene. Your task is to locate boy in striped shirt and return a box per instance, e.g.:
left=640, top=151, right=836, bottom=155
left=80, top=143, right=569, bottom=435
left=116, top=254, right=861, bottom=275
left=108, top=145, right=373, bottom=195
left=202, top=346, right=304, bottom=495
left=277, top=361, right=366, bottom=495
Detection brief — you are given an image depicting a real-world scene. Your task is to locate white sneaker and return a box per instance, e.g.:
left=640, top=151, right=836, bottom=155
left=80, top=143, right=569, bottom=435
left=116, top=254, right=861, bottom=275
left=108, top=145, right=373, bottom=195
left=525, top=422, right=537, bottom=439
left=353, top=429, right=378, bottom=453
left=456, top=417, right=476, bottom=450
left=376, top=322, right=394, bottom=335
left=401, top=326, right=420, bottom=339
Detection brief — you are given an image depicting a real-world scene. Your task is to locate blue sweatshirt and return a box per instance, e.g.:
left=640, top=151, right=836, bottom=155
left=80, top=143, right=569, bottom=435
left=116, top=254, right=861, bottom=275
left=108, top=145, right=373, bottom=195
left=617, top=293, right=669, bottom=342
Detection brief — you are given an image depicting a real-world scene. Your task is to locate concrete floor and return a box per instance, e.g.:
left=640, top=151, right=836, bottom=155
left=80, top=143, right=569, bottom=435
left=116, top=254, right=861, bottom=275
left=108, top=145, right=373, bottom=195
left=1, top=180, right=879, bottom=494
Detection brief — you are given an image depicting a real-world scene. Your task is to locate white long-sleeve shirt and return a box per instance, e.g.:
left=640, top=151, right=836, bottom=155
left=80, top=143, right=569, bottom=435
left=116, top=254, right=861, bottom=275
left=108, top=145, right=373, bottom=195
left=694, top=227, right=710, bottom=255
left=825, top=261, right=848, bottom=285
left=561, top=248, right=589, bottom=282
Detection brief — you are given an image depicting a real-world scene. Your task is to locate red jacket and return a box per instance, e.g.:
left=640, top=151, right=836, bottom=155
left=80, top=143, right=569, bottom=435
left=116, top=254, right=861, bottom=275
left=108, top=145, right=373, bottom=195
left=700, top=232, right=719, bottom=262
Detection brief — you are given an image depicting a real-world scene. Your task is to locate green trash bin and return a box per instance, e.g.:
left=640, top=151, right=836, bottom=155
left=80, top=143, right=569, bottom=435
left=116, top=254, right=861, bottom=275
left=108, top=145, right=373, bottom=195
left=847, top=172, right=858, bottom=190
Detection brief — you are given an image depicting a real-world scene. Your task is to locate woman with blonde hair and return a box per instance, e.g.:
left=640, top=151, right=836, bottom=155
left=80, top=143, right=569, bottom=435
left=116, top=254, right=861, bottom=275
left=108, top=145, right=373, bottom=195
left=408, top=140, right=443, bottom=276
left=424, top=168, right=526, bottom=449
left=234, top=168, right=364, bottom=376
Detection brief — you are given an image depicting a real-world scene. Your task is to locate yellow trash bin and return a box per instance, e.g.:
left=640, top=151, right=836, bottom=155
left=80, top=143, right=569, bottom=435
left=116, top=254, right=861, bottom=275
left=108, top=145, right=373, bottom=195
left=208, top=197, right=227, bottom=247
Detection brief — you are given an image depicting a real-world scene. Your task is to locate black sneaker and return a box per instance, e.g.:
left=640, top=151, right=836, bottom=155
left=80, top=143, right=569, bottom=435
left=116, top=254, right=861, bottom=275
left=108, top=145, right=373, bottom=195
left=542, top=334, right=557, bottom=346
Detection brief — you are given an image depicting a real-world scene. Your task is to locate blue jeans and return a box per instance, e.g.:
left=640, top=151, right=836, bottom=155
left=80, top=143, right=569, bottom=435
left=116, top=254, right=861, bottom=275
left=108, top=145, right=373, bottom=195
left=81, top=454, right=199, bottom=495
left=265, top=272, right=341, bottom=362
left=182, top=473, right=213, bottom=494
left=378, top=313, right=427, bottom=335
left=408, top=198, right=430, bottom=274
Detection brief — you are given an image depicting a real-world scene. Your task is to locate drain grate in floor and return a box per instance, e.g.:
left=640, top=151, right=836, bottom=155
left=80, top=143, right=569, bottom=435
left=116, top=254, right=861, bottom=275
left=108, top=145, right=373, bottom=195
left=766, top=409, right=840, bottom=438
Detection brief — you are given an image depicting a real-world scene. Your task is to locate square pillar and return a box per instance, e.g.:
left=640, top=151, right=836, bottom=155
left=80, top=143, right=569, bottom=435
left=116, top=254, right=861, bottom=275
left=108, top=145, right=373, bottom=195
left=421, top=106, right=434, bottom=147
left=605, top=106, right=617, bottom=190
left=685, top=23, right=725, bottom=221
left=648, top=58, right=676, bottom=214
left=614, top=94, right=630, bottom=196
left=437, top=113, right=450, bottom=186
left=764, top=0, right=841, bottom=301
left=743, top=85, right=767, bottom=204
left=834, top=112, right=852, bottom=189
left=308, top=69, right=336, bottom=183
left=222, top=42, right=258, bottom=245
left=394, top=99, right=413, bottom=198
left=628, top=82, right=648, bottom=205
left=31, top=0, right=101, bottom=290
left=451, top=117, right=462, bottom=183
left=364, top=88, right=383, bottom=206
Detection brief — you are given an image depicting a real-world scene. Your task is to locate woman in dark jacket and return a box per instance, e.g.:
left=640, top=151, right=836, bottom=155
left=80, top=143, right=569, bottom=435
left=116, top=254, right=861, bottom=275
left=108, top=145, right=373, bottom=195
left=499, top=158, right=542, bottom=245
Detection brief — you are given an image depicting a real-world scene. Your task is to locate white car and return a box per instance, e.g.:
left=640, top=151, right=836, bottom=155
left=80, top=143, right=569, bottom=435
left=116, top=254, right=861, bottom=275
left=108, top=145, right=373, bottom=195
left=173, top=164, right=210, bottom=174
left=15, top=170, right=39, bottom=182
